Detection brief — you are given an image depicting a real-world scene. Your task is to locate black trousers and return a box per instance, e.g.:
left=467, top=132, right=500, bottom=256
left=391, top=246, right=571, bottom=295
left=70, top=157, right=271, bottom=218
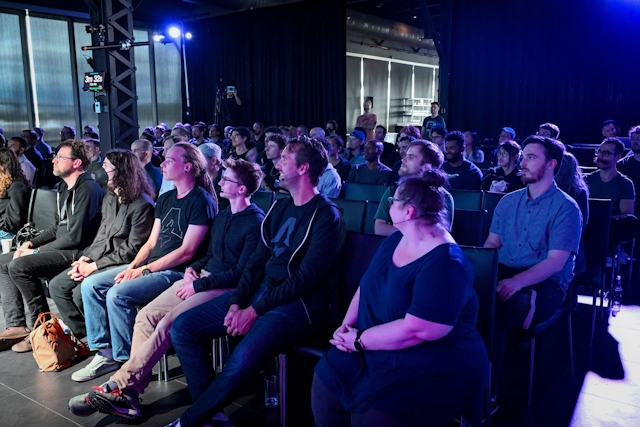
left=48, top=266, right=87, bottom=338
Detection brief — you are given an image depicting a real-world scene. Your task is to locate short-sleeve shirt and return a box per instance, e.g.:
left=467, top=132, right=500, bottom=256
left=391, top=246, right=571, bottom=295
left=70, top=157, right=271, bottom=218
left=314, top=234, right=487, bottom=413
left=489, top=183, right=582, bottom=292
left=374, top=185, right=455, bottom=231
left=442, top=160, right=483, bottom=190
left=422, top=115, right=446, bottom=133
left=149, top=186, right=216, bottom=272
left=347, top=162, right=391, bottom=185
left=585, top=171, right=635, bottom=216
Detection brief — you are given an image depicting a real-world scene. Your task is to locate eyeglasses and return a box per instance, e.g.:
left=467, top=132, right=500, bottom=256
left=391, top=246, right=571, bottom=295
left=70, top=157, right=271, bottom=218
left=388, top=197, right=409, bottom=206
left=53, top=154, right=77, bottom=161
left=595, top=149, right=614, bottom=157
left=221, top=175, right=240, bottom=185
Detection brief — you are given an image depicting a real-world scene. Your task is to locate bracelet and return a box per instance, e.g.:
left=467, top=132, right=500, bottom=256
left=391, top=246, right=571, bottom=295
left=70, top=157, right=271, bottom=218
left=354, top=329, right=365, bottom=352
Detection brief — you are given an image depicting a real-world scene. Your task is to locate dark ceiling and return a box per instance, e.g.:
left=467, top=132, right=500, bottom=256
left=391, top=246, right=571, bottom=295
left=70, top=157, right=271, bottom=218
left=346, top=0, right=441, bottom=30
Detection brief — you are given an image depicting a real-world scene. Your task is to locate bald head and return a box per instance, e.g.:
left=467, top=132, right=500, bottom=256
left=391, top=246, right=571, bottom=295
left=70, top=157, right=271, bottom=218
left=309, top=127, right=326, bottom=139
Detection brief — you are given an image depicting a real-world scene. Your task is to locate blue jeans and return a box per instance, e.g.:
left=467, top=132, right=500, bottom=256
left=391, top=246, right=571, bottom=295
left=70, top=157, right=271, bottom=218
left=81, top=265, right=183, bottom=362
left=171, top=285, right=320, bottom=427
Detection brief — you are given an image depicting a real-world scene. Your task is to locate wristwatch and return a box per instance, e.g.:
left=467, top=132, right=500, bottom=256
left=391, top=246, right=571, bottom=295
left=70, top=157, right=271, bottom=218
left=141, top=265, right=150, bottom=276
left=354, top=329, right=365, bottom=352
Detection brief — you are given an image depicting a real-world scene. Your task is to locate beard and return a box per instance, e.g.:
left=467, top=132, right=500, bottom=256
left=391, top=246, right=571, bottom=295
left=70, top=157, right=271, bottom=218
left=632, top=146, right=640, bottom=154
left=521, top=166, right=545, bottom=184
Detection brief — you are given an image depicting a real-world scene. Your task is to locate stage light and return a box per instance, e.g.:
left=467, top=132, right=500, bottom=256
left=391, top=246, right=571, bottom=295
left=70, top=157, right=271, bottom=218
left=152, top=33, right=165, bottom=42
left=168, top=26, right=181, bottom=38
left=185, top=32, right=192, bottom=40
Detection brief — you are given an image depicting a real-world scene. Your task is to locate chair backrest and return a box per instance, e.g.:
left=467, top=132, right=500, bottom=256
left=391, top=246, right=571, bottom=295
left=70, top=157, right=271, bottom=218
left=30, top=188, right=58, bottom=231
left=451, top=209, right=488, bottom=247
left=37, top=158, right=61, bottom=189
left=251, top=190, right=275, bottom=213
left=343, top=182, right=387, bottom=202
left=583, top=198, right=612, bottom=270
left=461, top=246, right=498, bottom=354
left=331, top=198, right=366, bottom=233
left=363, top=200, right=379, bottom=235
left=481, top=191, right=505, bottom=233
left=275, top=191, right=291, bottom=201
left=449, top=189, right=483, bottom=210
left=339, top=232, right=386, bottom=306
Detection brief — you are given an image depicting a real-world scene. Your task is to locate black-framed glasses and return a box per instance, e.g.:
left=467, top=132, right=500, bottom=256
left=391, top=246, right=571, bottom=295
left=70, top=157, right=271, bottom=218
left=388, top=197, right=408, bottom=206
left=221, top=175, right=240, bottom=185
left=595, top=149, right=614, bottom=157
left=53, top=154, right=77, bottom=161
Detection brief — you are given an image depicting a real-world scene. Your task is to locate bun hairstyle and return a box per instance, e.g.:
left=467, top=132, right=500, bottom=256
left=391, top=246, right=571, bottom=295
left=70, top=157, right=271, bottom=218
left=396, top=168, right=449, bottom=229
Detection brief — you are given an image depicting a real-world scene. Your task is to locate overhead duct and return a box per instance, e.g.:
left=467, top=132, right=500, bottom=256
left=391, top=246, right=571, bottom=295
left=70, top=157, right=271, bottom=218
left=347, top=9, right=435, bottom=51
left=181, top=0, right=305, bottom=12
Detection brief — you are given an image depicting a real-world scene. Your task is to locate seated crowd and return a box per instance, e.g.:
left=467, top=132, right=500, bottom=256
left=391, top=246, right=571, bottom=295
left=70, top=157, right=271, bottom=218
left=0, top=114, right=637, bottom=427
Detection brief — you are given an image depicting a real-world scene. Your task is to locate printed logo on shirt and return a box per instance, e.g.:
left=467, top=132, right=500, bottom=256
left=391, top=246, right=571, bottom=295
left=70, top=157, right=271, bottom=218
left=272, top=217, right=296, bottom=257
left=158, top=207, right=183, bottom=247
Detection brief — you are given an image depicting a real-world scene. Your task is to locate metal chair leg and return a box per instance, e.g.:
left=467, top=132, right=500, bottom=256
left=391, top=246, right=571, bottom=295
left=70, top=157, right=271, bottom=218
left=279, top=353, right=287, bottom=427
left=528, top=337, right=535, bottom=408
left=162, top=352, right=169, bottom=382
left=156, top=358, right=163, bottom=382
left=590, top=288, right=597, bottom=348
left=567, top=314, right=574, bottom=376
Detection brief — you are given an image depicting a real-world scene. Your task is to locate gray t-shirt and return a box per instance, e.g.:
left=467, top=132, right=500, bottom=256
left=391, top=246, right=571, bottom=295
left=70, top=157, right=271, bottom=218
left=585, top=171, right=635, bottom=216
left=347, top=162, right=392, bottom=185
left=489, top=183, right=582, bottom=292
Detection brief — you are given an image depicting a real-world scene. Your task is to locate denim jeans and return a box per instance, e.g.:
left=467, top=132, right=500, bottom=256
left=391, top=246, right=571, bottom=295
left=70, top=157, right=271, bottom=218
left=171, top=285, right=320, bottom=427
left=81, top=265, right=183, bottom=362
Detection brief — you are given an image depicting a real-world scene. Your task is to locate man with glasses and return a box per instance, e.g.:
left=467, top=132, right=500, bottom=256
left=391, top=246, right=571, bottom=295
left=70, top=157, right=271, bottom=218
left=131, top=139, right=163, bottom=197
left=586, top=138, right=635, bottom=218
left=538, top=123, right=560, bottom=139
left=0, top=140, right=104, bottom=353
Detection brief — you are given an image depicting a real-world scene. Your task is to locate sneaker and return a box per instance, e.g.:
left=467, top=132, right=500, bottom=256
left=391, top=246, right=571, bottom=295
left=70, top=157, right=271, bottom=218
left=12, top=336, right=32, bottom=353
left=71, top=354, right=119, bottom=382
left=68, top=392, right=97, bottom=417
left=0, top=326, right=30, bottom=339
left=87, top=382, right=141, bottom=420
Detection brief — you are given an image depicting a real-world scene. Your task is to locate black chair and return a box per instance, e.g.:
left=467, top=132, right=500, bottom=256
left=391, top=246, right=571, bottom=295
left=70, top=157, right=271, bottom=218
left=330, top=198, right=366, bottom=233
left=251, top=190, right=275, bottom=213
left=278, top=232, right=386, bottom=427
left=363, top=200, right=380, bottom=235
left=449, top=189, right=483, bottom=210
left=275, top=191, right=291, bottom=201
left=37, top=158, right=61, bottom=189
left=481, top=191, right=505, bottom=234
left=459, top=246, right=498, bottom=427
left=342, top=182, right=387, bottom=202
left=29, top=188, right=58, bottom=231
left=451, top=209, right=488, bottom=247
left=573, top=198, right=611, bottom=347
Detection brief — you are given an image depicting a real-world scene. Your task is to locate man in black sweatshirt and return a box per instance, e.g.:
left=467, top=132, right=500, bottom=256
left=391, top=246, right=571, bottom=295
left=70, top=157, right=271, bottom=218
left=167, top=136, right=345, bottom=427
left=0, top=140, right=104, bottom=352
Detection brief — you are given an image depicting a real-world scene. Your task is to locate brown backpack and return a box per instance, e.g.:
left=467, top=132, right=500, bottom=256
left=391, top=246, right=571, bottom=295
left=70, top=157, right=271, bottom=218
left=30, top=312, right=90, bottom=372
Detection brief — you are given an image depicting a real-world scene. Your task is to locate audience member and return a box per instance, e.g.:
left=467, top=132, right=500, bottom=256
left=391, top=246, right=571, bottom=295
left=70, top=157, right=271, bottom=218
left=297, top=125, right=309, bottom=137
left=189, top=123, right=210, bottom=146
left=158, top=135, right=184, bottom=196
left=328, top=135, right=351, bottom=181
left=131, top=139, right=162, bottom=197
left=0, top=148, right=30, bottom=240
left=429, top=126, right=446, bottom=153
left=7, top=137, right=36, bottom=186
left=253, top=122, right=265, bottom=147
left=538, top=122, right=560, bottom=139
left=481, top=140, right=524, bottom=193
left=208, top=124, right=226, bottom=153
left=69, top=159, right=265, bottom=421
left=310, top=127, right=326, bottom=139
left=326, top=120, right=338, bottom=137
left=154, top=124, right=168, bottom=145
left=586, top=138, right=634, bottom=218
left=84, top=125, right=97, bottom=135
left=222, top=87, right=243, bottom=127
left=317, top=137, right=342, bottom=198
left=0, top=140, right=104, bottom=352
left=421, top=101, right=446, bottom=139
left=48, top=150, right=155, bottom=339
left=262, top=134, right=287, bottom=192
left=399, top=125, right=421, bottom=141
left=390, top=135, right=415, bottom=184
left=442, top=130, right=482, bottom=190
left=71, top=142, right=217, bottom=382
left=83, top=131, right=100, bottom=141
left=344, top=130, right=367, bottom=166
left=20, top=129, right=43, bottom=171
left=356, top=100, right=377, bottom=141
left=463, top=131, right=484, bottom=163
left=228, top=127, right=257, bottom=164
left=61, top=125, right=76, bottom=142
left=32, top=127, right=52, bottom=159
left=347, top=140, right=391, bottom=185
left=601, top=119, right=618, bottom=138
left=376, top=125, right=400, bottom=168
left=375, top=140, right=453, bottom=236
left=198, top=143, right=224, bottom=187
left=555, top=152, right=589, bottom=275
left=617, top=125, right=640, bottom=214
left=313, top=169, right=486, bottom=427
left=83, top=138, right=108, bottom=187
left=166, top=136, right=345, bottom=427
left=183, top=123, right=193, bottom=139
left=484, top=135, right=581, bottom=406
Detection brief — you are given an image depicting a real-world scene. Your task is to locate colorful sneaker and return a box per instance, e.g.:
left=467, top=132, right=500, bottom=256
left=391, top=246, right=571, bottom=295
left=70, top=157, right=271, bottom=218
left=68, top=392, right=97, bottom=417
left=87, top=382, right=141, bottom=420
left=71, top=354, right=119, bottom=382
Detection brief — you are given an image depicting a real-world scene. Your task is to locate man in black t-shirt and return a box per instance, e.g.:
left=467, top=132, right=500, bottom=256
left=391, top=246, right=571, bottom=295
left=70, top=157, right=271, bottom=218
left=442, top=130, right=483, bottom=190
left=421, top=101, right=446, bottom=139
left=618, top=125, right=640, bottom=214
left=167, top=136, right=345, bottom=427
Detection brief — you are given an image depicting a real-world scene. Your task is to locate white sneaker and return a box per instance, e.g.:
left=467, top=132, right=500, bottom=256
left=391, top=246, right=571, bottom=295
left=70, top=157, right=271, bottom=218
left=71, top=354, right=119, bottom=382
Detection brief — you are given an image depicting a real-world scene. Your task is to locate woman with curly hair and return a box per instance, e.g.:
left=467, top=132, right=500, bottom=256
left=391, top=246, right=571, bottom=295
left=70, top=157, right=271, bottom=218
left=0, top=148, right=30, bottom=240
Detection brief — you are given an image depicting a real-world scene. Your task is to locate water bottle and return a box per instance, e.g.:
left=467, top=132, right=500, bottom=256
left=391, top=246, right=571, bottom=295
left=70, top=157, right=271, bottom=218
left=611, top=275, right=622, bottom=317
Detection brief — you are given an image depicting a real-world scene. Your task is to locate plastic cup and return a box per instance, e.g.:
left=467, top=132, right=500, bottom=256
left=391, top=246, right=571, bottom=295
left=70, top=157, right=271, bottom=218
left=264, top=375, right=278, bottom=408
left=1, top=238, right=12, bottom=254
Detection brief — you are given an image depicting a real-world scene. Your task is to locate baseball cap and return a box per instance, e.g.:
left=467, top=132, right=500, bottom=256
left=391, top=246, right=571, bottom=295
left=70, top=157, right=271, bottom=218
left=350, top=130, right=366, bottom=141
left=198, top=143, right=222, bottom=160
left=501, top=127, right=516, bottom=139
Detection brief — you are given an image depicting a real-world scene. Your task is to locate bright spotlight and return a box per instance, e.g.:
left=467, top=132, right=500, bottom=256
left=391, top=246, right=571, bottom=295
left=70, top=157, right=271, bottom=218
left=152, top=33, right=165, bottom=42
left=168, top=26, right=181, bottom=38
left=185, top=32, right=192, bottom=40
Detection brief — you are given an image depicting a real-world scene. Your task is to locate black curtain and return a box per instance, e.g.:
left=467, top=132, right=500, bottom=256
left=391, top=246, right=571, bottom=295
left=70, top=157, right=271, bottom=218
left=185, top=0, right=346, bottom=133
left=447, top=0, right=640, bottom=145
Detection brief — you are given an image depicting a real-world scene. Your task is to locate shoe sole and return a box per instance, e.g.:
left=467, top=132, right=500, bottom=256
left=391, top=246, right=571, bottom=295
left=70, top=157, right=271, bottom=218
left=68, top=395, right=97, bottom=417
left=88, top=392, right=139, bottom=420
left=522, top=290, right=537, bottom=330
left=71, top=362, right=120, bottom=382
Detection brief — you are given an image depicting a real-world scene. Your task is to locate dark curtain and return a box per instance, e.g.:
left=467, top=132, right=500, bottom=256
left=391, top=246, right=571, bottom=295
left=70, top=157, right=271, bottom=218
left=186, top=0, right=346, bottom=133
left=447, top=0, right=640, bottom=145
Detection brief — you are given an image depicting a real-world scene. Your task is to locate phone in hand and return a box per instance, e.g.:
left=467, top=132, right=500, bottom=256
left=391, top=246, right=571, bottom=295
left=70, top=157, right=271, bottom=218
left=226, top=86, right=235, bottom=93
